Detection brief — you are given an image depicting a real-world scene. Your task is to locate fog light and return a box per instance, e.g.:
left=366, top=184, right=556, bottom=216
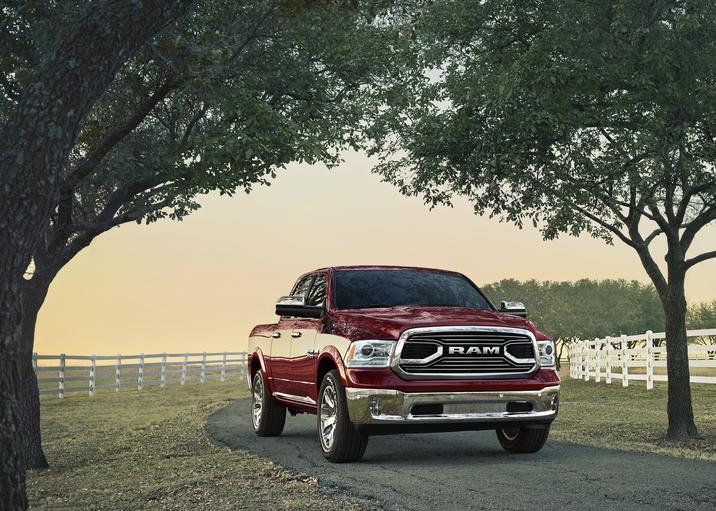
left=370, top=397, right=382, bottom=416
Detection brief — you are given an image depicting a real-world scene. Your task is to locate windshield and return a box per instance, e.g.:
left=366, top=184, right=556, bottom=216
left=333, top=269, right=493, bottom=310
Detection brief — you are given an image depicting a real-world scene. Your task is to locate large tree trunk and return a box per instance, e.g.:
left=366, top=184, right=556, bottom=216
left=663, top=271, right=698, bottom=439
left=0, top=2, right=194, bottom=508
left=0, top=285, right=28, bottom=511
left=18, top=273, right=54, bottom=470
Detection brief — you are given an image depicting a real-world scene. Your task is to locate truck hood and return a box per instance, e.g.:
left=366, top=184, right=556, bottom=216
left=330, top=306, right=546, bottom=341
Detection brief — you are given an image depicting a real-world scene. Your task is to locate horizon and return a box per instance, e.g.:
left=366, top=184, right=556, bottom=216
left=35, top=151, right=716, bottom=355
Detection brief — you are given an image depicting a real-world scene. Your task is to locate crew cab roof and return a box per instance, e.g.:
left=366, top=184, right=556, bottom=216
left=309, top=265, right=465, bottom=276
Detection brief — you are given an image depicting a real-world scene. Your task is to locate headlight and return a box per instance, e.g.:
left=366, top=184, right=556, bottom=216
left=345, top=340, right=395, bottom=368
left=537, top=340, right=555, bottom=367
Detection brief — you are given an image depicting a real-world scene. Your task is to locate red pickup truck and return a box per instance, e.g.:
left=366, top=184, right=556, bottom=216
left=247, top=266, right=560, bottom=462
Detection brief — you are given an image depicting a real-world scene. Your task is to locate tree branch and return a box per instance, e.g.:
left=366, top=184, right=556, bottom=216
left=684, top=250, right=716, bottom=270
left=61, top=77, right=183, bottom=192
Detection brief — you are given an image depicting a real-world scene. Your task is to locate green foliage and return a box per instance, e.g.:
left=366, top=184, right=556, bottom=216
left=1, top=1, right=420, bottom=271
left=687, top=300, right=716, bottom=329
left=483, top=278, right=664, bottom=342
left=370, top=0, right=716, bottom=301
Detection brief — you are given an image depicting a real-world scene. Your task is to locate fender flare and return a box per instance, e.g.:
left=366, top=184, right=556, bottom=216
left=317, top=346, right=349, bottom=386
left=249, top=348, right=274, bottom=393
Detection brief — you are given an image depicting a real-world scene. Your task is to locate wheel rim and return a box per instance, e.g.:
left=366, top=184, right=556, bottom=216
left=252, top=373, right=263, bottom=430
left=319, top=382, right=338, bottom=451
left=501, top=428, right=520, bottom=441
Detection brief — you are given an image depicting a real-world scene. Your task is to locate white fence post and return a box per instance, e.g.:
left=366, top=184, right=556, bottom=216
left=583, top=341, right=590, bottom=381
left=59, top=353, right=65, bottom=399
left=181, top=353, right=188, bottom=385
left=221, top=352, right=227, bottom=383
left=621, top=334, right=629, bottom=387
left=160, top=353, right=167, bottom=388
left=594, top=338, right=601, bottom=383
left=138, top=353, right=144, bottom=391
left=646, top=330, right=654, bottom=390
left=605, top=336, right=612, bottom=384
left=200, top=352, right=206, bottom=383
left=89, top=354, right=96, bottom=397
left=115, top=355, right=121, bottom=392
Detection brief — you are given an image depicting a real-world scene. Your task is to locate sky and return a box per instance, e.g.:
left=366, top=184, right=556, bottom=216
left=35, top=151, right=716, bottom=355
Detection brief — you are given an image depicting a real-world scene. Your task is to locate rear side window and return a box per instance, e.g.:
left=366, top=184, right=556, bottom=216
left=292, top=275, right=314, bottom=298
left=306, top=274, right=327, bottom=306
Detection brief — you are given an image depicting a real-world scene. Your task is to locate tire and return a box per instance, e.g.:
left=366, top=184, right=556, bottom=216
left=317, top=370, right=368, bottom=462
left=496, top=426, right=550, bottom=453
left=251, top=371, right=286, bottom=436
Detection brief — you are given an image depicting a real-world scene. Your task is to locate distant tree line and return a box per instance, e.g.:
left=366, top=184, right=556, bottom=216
left=483, top=279, right=716, bottom=368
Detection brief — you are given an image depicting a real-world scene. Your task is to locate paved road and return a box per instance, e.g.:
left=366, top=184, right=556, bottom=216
left=206, top=400, right=716, bottom=511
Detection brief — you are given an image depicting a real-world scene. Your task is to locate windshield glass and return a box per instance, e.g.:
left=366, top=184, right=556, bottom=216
left=333, top=269, right=492, bottom=310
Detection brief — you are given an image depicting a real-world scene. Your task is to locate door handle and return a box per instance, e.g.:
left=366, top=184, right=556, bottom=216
left=291, top=331, right=302, bottom=338
left=272, top=331, right=281, bottom=338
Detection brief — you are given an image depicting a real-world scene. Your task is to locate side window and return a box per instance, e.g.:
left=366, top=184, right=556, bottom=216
left=306, top=274, right=327, bottom=306
left=292, top=275, right=314, bottom=298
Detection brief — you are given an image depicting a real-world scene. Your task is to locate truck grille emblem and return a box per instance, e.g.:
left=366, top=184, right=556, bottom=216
left=447, top=346, right=500, bottom=355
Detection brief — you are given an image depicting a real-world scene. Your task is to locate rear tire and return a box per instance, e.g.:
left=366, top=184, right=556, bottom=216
left=496, top=426, right=550, bottom=453
left=251, top=371, right=286, bottom=436
left=317, top=370, right=368, bottom=462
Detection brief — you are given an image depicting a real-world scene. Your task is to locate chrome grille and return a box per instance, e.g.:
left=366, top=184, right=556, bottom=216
left=397, top=329, right=537, bottom=378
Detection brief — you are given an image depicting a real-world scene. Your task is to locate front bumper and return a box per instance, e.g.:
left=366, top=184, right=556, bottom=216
left=345, top=385, right=560, bottom=425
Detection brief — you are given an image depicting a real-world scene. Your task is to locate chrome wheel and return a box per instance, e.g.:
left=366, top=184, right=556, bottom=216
left=252, top=373, right=263, bottom=430
left=501, top=428, right=520, bottom=441
left=319, top=382, right=338, bottom=451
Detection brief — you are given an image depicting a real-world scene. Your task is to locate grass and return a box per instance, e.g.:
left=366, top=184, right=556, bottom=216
left=28, top=372, right=716, bottom=510
left=27, top=380, right=361, bottom=511
left=551, top=370, right=716, bottom=461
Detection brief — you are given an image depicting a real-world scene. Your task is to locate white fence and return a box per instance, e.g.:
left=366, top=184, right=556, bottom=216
left=33, top=351, right=248, bottom=398
left=569, top=329, right=716, bottom=388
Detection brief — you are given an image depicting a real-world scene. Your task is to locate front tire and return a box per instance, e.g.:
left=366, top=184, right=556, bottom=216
left=496, top=426, right=550, bottom=453
left=317, top=370, right=368, bottom=462
left=251, top=371, right=286, bottom=436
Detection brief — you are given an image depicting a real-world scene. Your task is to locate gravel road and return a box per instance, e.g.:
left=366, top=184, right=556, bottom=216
left=206, top=400, right=716, bottom=511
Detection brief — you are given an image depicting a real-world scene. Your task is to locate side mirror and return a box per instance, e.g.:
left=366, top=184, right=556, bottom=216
left=500, top=300, right=527, bottom=318
left=275, top=295, right=323, bottom=319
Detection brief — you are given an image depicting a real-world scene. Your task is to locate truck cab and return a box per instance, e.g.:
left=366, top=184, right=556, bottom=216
left=247, top=265, right=560, bottom=462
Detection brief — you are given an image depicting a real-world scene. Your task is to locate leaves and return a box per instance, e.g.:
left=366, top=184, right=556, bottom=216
left=371, top=0, right=716, bottom=280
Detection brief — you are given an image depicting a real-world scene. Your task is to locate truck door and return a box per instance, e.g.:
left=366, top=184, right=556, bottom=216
left=286, top=273, right=326, bottom=403
left=269, top=274, right=314, bottom=396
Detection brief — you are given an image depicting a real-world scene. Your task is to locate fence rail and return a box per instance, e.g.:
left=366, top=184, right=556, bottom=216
left=568, top=329, right=716, bottom=388
left=33, top=351, right=247, bottom=398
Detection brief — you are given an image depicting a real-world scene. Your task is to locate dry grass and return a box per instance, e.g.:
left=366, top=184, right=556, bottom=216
left=552, top=371, right=716, bottom=461
left=27, top=371, right=716, bottom=510
left=27, top=380, right=360, bottom=510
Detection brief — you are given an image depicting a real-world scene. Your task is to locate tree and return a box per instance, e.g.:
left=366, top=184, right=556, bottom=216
left=2, top=0, right=416, bottom=478
left=687, top=300, right=716, bottom=353
left=0, top=1, right=197, bottom=507
left=371, top=0, right=716, bottom=438
left=482, top=278, right=664, bottom=368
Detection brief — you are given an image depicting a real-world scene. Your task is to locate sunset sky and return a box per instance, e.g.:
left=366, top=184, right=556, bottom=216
left=35, top=151, right=716, bottom=355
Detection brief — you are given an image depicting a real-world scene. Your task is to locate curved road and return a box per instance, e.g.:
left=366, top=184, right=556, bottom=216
left=207, top=400, right=716, bottom=511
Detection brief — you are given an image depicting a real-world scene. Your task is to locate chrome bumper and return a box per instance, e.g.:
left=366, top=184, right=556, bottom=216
left=345, top=385, right=560, bottom=425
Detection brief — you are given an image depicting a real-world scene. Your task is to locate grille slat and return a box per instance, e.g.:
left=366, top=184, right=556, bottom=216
left=398, top=329, right=536, bottom=378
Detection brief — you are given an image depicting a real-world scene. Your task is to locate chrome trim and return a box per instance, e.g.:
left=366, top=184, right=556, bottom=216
left=392, top=326, right=539, bottom=380
left=503, top=340, right=536, bottom=365
left=345, top=385, right=560, bottom=425
left=273, top=391, right=316, bottom=405
left=399, top=344, right=444, bottom=365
